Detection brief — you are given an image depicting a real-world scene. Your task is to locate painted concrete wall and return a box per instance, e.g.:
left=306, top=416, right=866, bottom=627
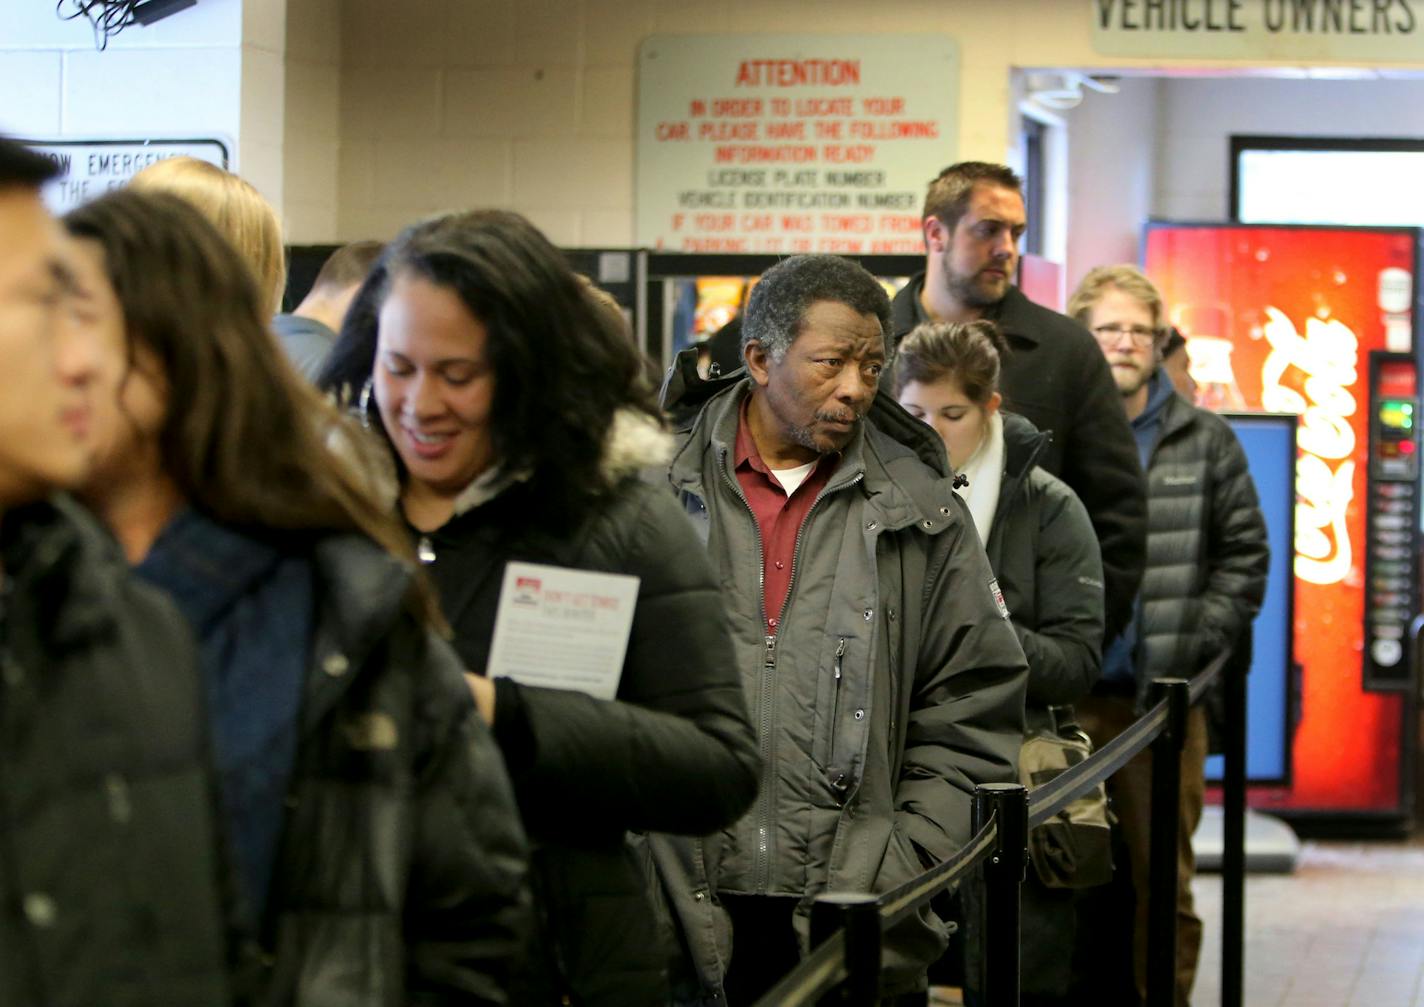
left=0, top=0, right=286, bottom=209
left=327, top=1, right=1424, bottom=250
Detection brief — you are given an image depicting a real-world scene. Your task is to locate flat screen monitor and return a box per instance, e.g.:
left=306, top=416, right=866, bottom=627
left=1232, top=135, right=1424, bottom=227
left=1206, top=411, right=1297, bottom=786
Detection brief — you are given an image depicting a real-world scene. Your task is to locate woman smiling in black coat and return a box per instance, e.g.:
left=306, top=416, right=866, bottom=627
left=321, top=209, right=761, bottom=1006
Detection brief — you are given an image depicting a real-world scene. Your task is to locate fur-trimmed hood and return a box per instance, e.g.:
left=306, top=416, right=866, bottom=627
left=329, top=407, right=674, bottom=519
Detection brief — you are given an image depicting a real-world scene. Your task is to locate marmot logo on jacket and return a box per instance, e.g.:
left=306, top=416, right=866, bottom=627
left=989, top=578, right=1010, bottom=620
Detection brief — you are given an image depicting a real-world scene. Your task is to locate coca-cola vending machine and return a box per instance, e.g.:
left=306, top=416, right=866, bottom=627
left=1145, top=223, right=1420, bottom=831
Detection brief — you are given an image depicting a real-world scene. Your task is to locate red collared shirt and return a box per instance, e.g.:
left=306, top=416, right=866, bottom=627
left=733, top=399, right=838, bottom=635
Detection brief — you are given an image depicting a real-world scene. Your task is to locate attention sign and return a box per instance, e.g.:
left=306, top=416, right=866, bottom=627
left=636, top=34, right=958, bottom=255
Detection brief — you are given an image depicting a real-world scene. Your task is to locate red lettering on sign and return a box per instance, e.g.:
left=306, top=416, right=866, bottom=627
left=862, top=97, right=905, bottom=115
left=734, top=59, right=861, bottom=87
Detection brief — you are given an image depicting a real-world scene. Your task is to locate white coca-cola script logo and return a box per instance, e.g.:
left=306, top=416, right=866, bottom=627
left=1259, top=306, right=1358, bottom=587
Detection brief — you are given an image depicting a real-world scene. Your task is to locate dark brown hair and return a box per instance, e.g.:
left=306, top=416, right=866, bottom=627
left=923, top=161, right=1024, bottom=233
left=64, top=189, right=440, bottom=624
left=318, top=210, right=663, bottom=524
left=892, top=319, right=1009, bottom=406
left=0, top=136, right=60, bottom=188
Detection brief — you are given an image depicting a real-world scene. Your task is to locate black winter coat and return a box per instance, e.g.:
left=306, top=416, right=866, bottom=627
left=890, top=277, right=1146, bottom=644
left=977, top=414, right=1104, bottom=996
left=983, top=413, right=1105, bottom=709
left=1134, top=391, right=1269, bottom=746
left=0, top=498, right=232, bottom=1007
left=256, top=532, right=530, bottom=1006
left=411, top=421, right=761, bottom=1007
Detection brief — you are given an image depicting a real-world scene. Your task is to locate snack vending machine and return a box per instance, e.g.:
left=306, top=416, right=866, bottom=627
left=1145, top=223, right=1420, bottom=831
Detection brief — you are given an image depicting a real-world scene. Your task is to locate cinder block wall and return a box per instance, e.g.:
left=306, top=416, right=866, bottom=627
left=334, top=0, right=673, bottom=246
left=328, top=0, right=1074, bottom=246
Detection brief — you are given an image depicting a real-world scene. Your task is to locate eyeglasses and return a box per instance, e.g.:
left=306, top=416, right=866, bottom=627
left=1092, top=323, right=1159, bottom=347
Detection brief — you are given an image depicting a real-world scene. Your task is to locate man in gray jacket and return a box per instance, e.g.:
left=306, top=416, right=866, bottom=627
left=1072, top=264, right=1268, bottom=1007
left=659, top=254, right=1028, bottom=1003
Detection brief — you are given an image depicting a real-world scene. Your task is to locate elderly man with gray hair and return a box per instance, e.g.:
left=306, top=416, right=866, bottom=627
left=656, top=254, right=1028, bottom=1005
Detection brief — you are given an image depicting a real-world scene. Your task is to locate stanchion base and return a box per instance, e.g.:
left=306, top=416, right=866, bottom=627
left=1193, top=805, right=1300, bottom=873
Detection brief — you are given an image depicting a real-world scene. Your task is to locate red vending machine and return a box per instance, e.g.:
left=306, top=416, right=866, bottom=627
left=1145, top=223, right=1420, bottom=831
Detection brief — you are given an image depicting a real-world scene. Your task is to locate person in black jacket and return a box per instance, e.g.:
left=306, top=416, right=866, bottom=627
left=0, top=137, right=235, bottom=1006
left=63, top=188, right=530, bottom=1006
left=318, top=209, right=762, bottom=1006
left=1070, top=264, right=1268, bottom=1007
left=894, top=319, right=1104, bottom=1005
left=888, top=161, right=1145, bottom=646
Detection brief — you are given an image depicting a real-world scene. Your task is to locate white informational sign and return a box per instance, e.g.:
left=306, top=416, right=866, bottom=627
left=636, top=34, right=958, bottom=255
left=21, top=138, right=229, bottom=214
left=1092, top=0, right=1424, bottom=60
left=485, top=562, right=640, bottom=701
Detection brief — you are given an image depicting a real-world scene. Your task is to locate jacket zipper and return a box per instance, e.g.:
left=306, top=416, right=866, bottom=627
left=714, top=452, right=778, bottom=894
left=717, top=454, right=863, bottom=892
left=829, top=637, right=846, bottom=768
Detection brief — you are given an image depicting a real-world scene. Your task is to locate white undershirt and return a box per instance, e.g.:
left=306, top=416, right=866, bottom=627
left=955, top=411, right=1005, bottom=540
left=769, top=460, right=817, bottom=496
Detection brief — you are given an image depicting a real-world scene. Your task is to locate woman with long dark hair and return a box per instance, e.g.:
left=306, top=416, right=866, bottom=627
left=318, top=209, right=761, bottom=1006
left=62, top=189, right=529, bottom=1006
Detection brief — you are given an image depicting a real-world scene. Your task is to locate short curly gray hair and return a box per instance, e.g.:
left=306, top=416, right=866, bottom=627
left=741, top=255, right=892, bottom=363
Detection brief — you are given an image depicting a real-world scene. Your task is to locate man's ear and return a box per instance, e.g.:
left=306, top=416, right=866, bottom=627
left=744, top=339, right=773, bottom=388
left=923, top=215, right=949, bottom=253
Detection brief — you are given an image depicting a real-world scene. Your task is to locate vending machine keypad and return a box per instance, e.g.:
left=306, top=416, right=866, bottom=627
left=1364, top=353, right=1420, bottom=690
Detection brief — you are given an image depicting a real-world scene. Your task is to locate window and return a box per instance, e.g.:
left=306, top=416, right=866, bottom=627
left=1021, top=115, right=1046, bottom=256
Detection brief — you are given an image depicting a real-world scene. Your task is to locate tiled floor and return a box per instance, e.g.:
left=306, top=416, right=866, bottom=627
left=1191, top=840, right=1424, bottom=1007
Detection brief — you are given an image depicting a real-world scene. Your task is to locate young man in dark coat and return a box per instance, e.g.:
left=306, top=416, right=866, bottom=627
left=1071, top=264, right=1269, bottom=1007
left=0, top=136, right=234, bottom=1006
left=888, top=161, right=1146, bottom=646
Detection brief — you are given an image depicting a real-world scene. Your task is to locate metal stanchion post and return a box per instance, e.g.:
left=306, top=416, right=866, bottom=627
left=973, top=782, right=1027, bottom=1007
left=811, top=892, right=881, bottom=1005
left=1222, top=657, right=1247, bottom=1007
left=1146, top=678, right=1190, bottom=1007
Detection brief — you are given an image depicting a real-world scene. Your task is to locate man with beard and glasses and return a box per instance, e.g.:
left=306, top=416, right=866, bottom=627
left=888, top=162, right=1146, bottom=650
left=1070, top=264, right=1267, bottom=1007
left=656, top=254, right=1027, bottom=1005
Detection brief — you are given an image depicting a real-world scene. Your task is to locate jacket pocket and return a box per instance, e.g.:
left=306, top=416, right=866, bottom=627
left=827, top=637, right=846, bottom=767
left=811, top=635, right=843, bottom=771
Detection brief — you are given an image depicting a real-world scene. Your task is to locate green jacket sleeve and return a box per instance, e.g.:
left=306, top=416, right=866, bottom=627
left=894, top=509, right=1029, bottom=860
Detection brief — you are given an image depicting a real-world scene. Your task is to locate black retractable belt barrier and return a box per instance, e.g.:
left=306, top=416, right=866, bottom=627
left=750, top=651, right=1239, bottom=1007
left=755, top=932, right=845, bottom=1007
left=1221, top=658, right=1247, bottom=1007
left=974, top=783, right=1029, bottom=1007
left=1146, top=678, right=1191, bottom=1007
left=810, top=893, right=881, bottom=1005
